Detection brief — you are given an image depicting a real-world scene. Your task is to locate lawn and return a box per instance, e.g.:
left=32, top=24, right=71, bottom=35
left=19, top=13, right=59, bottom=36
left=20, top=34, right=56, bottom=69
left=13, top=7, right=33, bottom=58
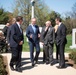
left=23, top=35, right=74, bottom=52
left=23, top=36, right=29, bottom=52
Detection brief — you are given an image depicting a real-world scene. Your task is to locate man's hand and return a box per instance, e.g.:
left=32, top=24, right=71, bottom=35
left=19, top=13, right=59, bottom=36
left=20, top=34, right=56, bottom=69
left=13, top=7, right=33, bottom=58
left=45, top=26, right=49, bottom=31
left=30, top=34, right=32, bottom=38
left=41, top=42, right=44, bottom=45
left=19, top=41, right=23, bottom=45
left=38, top=34, right=40, bottom=38
left=8, top=43, right=10, bottom=46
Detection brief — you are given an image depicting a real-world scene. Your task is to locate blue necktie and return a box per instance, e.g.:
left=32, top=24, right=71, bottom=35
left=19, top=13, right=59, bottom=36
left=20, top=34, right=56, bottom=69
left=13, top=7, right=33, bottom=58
left=33, top=25, right=36, bottom=33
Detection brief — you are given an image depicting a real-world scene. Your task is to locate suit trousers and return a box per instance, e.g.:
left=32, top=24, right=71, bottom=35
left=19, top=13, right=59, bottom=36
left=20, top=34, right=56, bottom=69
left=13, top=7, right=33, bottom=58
left=43, top=45, right=49, bottom=62
left=43, top=43, right=54, bottom=63
left=56, top=44, right=59, bottom=60
left=57, top=43, right=65, bottom=66
left=49, top=43, right=54, bottom=63
left=43, top=49, right=46, bottom=62
left=29, top=42, right=40, bottom=63
left=10, top=45, right=22, bottom=68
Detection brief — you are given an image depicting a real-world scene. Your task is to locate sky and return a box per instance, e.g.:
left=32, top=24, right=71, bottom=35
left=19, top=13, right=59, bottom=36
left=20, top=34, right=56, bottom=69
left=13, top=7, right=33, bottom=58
left=0, top=0, right=76, bottom=15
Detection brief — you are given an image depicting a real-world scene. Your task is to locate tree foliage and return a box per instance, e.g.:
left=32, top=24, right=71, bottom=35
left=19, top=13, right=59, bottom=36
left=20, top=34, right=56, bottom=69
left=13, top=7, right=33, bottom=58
left=13, top=0, right=60, bottom=30
left=48, top=11, right=60, bottom=26
left=64, top=2, right=76, bottom=34
left=0, top=7, right=13, bottom=24
left=0, top=8, right=9, bottom=24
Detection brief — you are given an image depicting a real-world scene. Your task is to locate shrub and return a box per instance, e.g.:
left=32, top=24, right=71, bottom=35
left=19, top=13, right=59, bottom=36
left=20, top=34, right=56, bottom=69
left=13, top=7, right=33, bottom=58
left=69, top=51, right=76, bottom=64
left=0, top=55, right=7, bottom=75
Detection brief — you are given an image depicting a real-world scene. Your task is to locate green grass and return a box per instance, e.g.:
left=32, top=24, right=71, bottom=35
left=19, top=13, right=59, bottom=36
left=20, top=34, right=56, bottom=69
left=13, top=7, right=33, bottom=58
left=23, top=35, right=74, bottom=53
left=23, top=37, right=29, bottom=52
left=65, top=35, right=72, bottom=52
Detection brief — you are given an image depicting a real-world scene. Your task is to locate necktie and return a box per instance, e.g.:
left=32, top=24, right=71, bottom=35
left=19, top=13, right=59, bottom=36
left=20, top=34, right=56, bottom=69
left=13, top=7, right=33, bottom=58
left=20, top=26, right=22, bottom=33
left=33, top=25, right=36, bottom=33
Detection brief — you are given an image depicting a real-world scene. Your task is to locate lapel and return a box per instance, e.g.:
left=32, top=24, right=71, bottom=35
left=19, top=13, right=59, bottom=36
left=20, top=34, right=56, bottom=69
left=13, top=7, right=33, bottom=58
left=30, top=25, right=37, bottom=33
left=48, top=26, right=52, bottom=32
left=34, top=25, right=37, bottom=33
left=30, top=25, right=34, bottom=33
left=16, top=23, right=22, bottom=34
left=57, top=23, right=62, bottom=35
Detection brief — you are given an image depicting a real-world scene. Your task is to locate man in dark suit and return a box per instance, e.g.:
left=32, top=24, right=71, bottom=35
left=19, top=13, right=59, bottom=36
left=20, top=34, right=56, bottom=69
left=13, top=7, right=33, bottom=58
left=26, top=18, right=40, bottom=66
left=8, top=16, right=24, bottom=72
left=40, top=21, right=55, bottom=65
left=55, top=17, right=67, bottom=69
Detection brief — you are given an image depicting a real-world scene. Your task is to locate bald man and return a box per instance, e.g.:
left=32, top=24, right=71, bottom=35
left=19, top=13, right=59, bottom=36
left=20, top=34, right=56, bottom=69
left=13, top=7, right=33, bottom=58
left=40, top=21, right=55, bottom=65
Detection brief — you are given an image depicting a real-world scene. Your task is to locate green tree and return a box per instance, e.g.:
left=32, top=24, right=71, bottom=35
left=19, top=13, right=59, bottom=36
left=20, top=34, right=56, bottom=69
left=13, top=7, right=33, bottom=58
left=13, top=0, right=31, bottom=30
left=48, top=11, right=60, bottom=26
left=63, top=16, right=73, bottom=34
left=64, top=2, right=76, bottom=34
left=0, top=8, right=9, bottom=24
left=12, top=0, right=50, bottom=30
left=34, top=0, right=50, bottom=26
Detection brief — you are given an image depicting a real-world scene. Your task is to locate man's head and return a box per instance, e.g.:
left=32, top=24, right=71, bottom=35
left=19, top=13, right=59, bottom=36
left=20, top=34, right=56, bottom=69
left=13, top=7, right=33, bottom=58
left=31, top=18, right=36, bottom=25
left=45, top=21, right=51, bottom=27
left=16, top=16, right=23, bottom=24
left=12, top=18, right=16, bottom=24
left=55, top=17, right=62, bottom=25
left=6, top=19, right=12, bottom=27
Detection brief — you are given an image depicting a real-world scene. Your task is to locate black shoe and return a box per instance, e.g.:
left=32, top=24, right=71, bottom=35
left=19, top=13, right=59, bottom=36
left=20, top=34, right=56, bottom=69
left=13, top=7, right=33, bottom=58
left=50, top=62, right=54, bottom=66
left=10, top=66, right=14, bottom=71
left=46, top=61, right=49, bottom=64
left=56, top=65, right=66, bottom=69
left=43, top=60, right=45, bottom=64
left=43, top=59, right=46, bottom=62
left=34, top=60, right=39, bottom=64
left=55, top=59, right=59, bottom=63
left=32, top=62, right=35, bottom=67
left=16, top=68, right=22, bottom=72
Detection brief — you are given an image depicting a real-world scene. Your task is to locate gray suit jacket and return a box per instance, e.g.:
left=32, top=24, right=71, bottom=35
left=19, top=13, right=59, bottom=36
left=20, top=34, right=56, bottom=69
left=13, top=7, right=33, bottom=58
left=40, top=26, right=55, bottom=45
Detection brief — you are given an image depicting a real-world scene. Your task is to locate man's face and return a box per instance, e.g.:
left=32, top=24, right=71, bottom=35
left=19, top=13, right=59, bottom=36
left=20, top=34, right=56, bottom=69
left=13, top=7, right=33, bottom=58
left=20, top=20, right=23, bottom=25
left=55, top=19, right=59, bottom=25
left=31, top=19, right=36, bottom=25
left=46, top=22, right=50, bottom=27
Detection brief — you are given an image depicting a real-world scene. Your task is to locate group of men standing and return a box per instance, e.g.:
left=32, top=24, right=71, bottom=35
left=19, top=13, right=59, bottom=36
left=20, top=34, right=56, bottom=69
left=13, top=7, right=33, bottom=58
left=26, top=17, right=67, bottom=69
left=7, top=16, right=67, bottom=72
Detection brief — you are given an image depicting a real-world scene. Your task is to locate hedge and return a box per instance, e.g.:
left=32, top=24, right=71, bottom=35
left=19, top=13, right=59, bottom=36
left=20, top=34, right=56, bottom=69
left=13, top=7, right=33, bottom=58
left=0, top=55, right=7, bottom=75
left=69, top=51, right=76, bottom=64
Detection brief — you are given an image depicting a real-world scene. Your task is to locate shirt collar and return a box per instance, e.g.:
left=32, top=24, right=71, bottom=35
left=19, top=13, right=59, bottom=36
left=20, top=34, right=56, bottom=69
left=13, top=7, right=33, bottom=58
left=16, top=22, right=20, bottom=28
left=59, top=22, right=62, bottom=27
left=31, top=24, right=36, bottom=27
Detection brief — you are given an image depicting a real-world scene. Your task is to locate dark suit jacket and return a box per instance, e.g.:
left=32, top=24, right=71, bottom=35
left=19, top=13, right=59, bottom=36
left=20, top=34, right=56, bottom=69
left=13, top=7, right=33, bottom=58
left=40, top=26, right=55, bottom=45
left=56, top=23, right=67, bottom=45
left=3, top=26, right=8, bottom=38
left=26, top=25, right=40, bottom=43
left=8, top=23, right=24, bottom=47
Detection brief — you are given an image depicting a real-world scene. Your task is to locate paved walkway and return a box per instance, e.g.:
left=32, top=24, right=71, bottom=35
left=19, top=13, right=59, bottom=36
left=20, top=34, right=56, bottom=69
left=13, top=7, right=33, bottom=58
left=2, top=52, right=76, bottom=75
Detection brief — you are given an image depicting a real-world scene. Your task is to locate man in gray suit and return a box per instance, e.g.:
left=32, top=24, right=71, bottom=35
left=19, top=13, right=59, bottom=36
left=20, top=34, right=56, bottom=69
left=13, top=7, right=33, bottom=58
left=40, top=21, right=55, bottom=65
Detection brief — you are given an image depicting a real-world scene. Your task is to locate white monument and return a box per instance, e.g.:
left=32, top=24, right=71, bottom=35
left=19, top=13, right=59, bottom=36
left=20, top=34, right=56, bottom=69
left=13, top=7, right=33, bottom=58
left=0, top=24, right=5, bottom=30
left=70, top=28, right=76, bottom=49
left=31, top=0, right=35, bottom=18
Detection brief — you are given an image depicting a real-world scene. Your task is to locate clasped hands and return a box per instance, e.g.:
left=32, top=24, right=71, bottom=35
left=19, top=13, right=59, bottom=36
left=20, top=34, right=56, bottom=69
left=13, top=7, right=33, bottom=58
left=30, top=34, right=40, bottom=38
left=19, top=41, right=23, bottom=45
